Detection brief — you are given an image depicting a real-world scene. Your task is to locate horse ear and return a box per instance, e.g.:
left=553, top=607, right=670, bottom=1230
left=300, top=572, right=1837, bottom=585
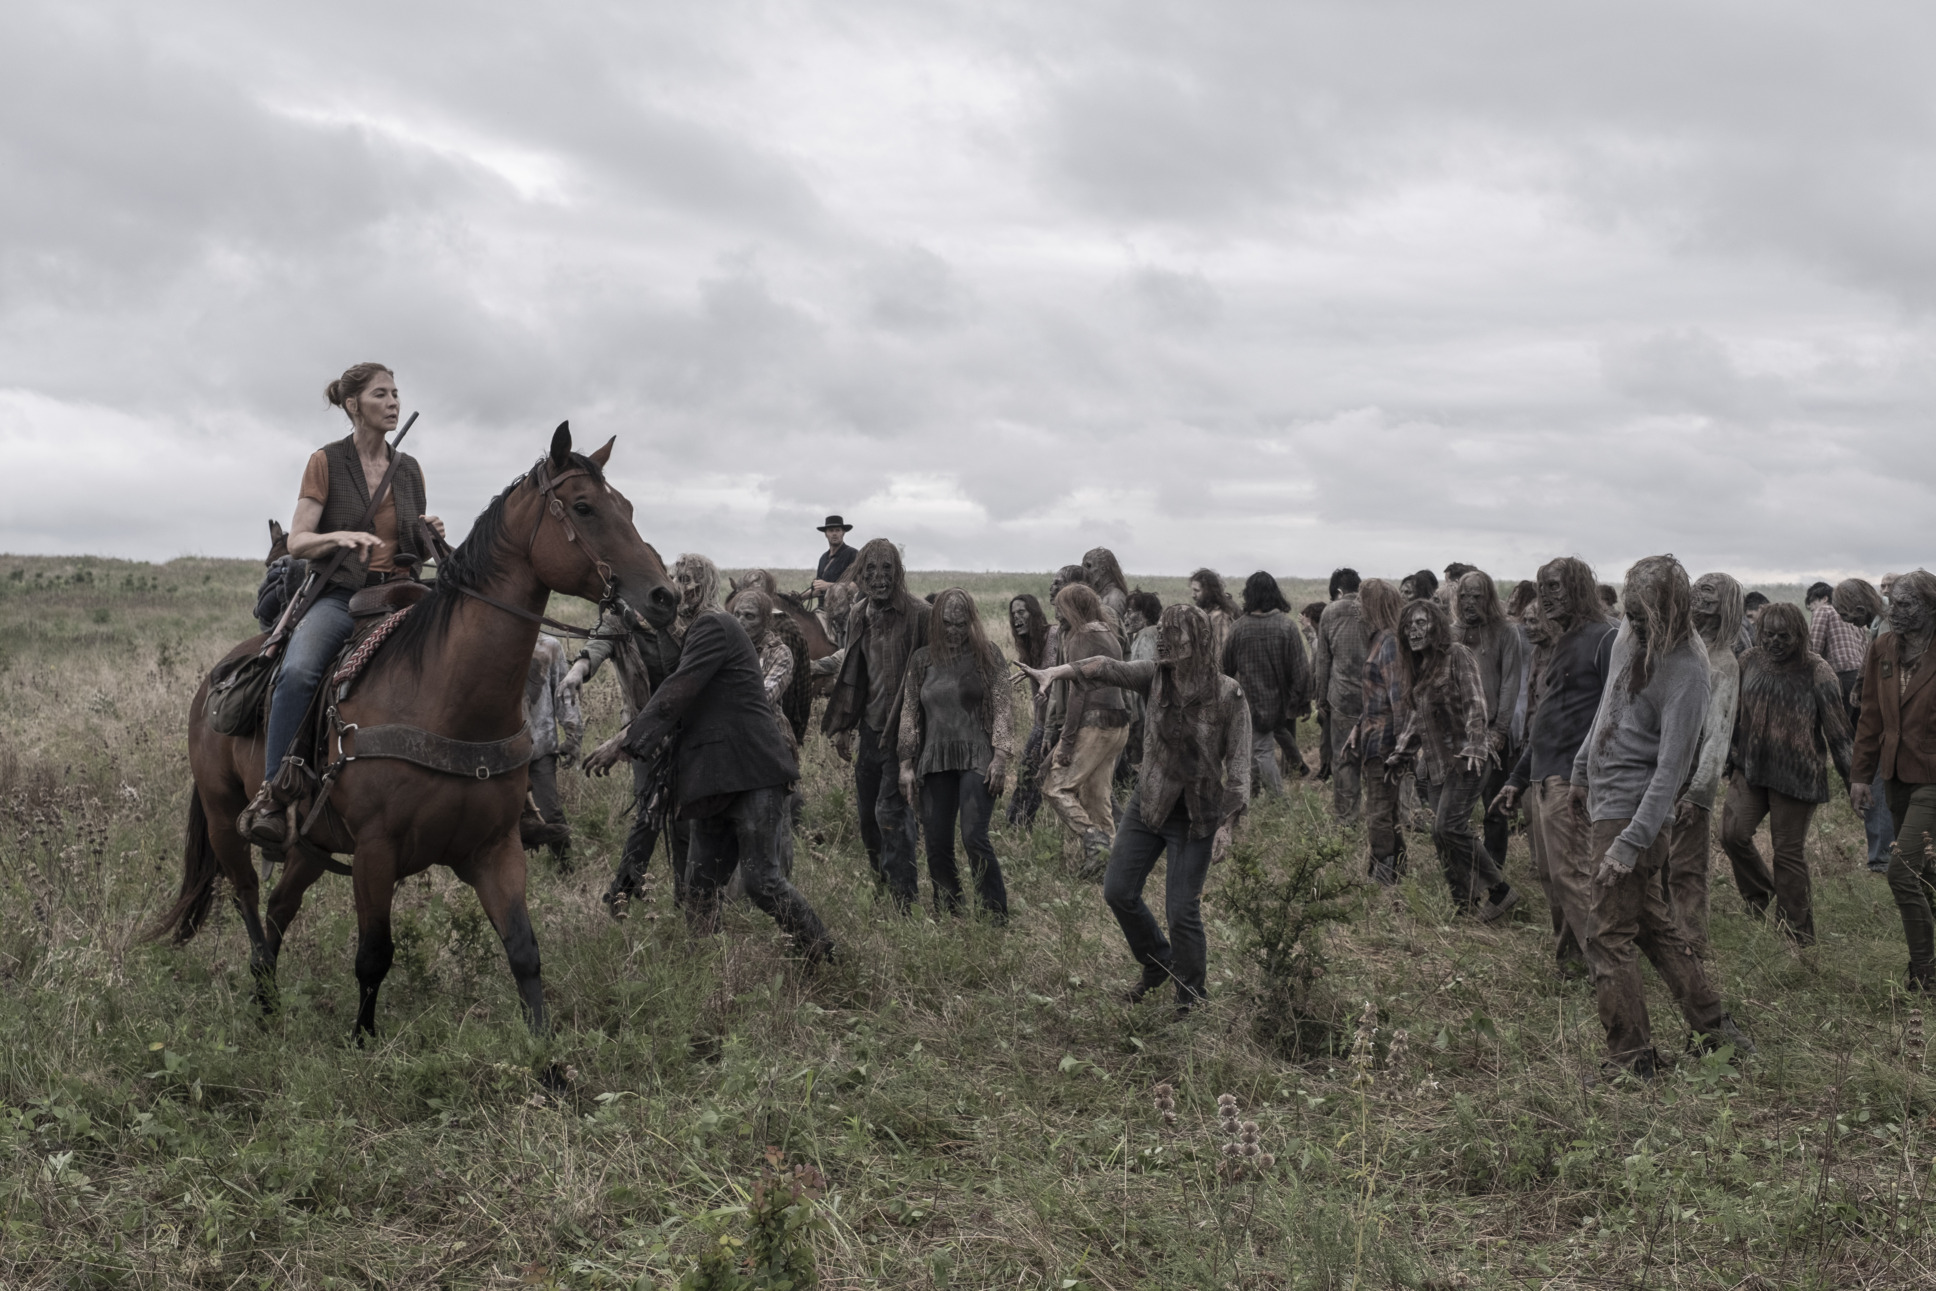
left=588, top=435, right=615, bottom=468
left=549, top=421, right=572, bottom=469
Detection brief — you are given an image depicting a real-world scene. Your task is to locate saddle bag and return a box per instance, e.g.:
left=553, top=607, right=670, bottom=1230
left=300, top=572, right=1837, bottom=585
left=205, top=651, right=278, bottom=737
left=253, top=555, right=309, bottom=632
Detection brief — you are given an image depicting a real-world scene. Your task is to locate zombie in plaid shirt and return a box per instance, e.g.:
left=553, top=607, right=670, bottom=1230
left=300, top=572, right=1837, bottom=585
left=1808, top=600, right=1868, bottom=675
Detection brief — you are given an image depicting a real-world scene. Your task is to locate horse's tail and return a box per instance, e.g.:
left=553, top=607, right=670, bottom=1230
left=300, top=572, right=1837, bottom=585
left=144, top=789, right=221, bottom=944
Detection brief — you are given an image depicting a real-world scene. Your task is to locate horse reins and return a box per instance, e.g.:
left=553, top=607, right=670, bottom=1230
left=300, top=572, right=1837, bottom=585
left=454, top=457, right=631, bottom=640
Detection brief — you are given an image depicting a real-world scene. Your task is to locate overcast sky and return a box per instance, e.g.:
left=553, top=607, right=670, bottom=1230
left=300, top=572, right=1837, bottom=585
left=3, top=1, right=1931, bottom=581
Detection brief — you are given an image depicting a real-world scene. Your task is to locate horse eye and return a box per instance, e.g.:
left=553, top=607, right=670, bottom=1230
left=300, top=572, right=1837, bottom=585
left=573, top=501, right=593, bottom=516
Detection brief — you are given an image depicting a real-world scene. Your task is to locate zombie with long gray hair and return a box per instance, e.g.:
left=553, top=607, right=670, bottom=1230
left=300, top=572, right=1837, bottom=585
left=821, top=537, right=930, bottom=910
left=671, top=553, right=721, bottom=640
left=1718, top=600, right=1853, bottom=947
left=1390, top=598, right=1520, bottom=919
left=898, top=590, right=1014, bottom=920
left=1851, top=569, right=1936, bottom=990
left=1018, top=603, right=1250, bottom=1013
left=1493, top=556, right=1615, bottom=979
left=1832, top=577, right=1895, bottom=871
left=1658, top=571, right=1744, bottom=956
left=1570, top=555, right=1752, bottom=1078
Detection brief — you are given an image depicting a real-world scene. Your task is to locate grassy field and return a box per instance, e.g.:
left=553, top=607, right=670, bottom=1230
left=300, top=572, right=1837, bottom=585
left=0, top=553, right=1926, bottom=1289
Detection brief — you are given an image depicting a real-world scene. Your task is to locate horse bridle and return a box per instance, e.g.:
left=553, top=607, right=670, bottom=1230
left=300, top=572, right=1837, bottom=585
left=455, top=457, right=631, bottom=639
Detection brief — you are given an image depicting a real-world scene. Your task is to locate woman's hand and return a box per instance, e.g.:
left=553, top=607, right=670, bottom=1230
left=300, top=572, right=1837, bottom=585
left=561, top=659, right=590, bottom=704
left=986, top=760, right=1007, bottom=800
left=1014, top=660, right=1077, bottom=691
left=331, top=530, right=382, bottom=554
left=900, top=768, right=918, bottom=808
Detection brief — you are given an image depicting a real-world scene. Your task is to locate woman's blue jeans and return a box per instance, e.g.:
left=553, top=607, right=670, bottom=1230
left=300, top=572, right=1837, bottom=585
left=264, top=587, right=356, bottom=776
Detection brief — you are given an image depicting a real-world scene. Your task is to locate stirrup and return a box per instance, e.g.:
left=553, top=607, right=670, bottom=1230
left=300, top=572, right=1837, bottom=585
left=239, top=781, right=289, bottom=846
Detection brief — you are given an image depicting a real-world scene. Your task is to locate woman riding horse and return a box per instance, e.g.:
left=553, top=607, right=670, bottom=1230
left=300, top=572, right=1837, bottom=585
left=245, top=363, right=446, bottom=847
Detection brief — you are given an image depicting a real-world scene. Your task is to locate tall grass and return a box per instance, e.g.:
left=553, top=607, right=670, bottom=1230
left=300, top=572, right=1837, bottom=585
left=0, top=553, right=1924, bottom=1288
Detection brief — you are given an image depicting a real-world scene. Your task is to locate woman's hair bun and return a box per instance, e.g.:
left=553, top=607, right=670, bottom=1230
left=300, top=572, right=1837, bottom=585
left=325, top=362, right=393, bottom=409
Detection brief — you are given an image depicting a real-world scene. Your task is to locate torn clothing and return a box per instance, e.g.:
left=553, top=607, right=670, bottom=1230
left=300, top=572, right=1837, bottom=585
left=757, top=635, right=798, bottom=751
left=1852, top=632, right=1936, bottom=786
left=1682, top=640, right=1739, bottom=811
left=898, top=645, right=1015, bottom=780
left=1731, top=648, right=1854, bottom=804
left=525, top=634, right=585, bottom=760
left=1222, top=609, right=1313, bottom=735
left=1809, top=601, right=1869, bottom=675
left=577, top=608, right=681, bottom=721
left=1351, top=630, right=1406, bottom=764
left=1509, top=619, right=1618, bottom=791
left=1584, top=816, right=1731, bottom=1069
left=1395, top=642, right=1489, bottom=784
left=618, top=610, right=798, bottom=817
left=1080, top=659, right=1250, bottom=839
left=821, top=591, right=931, bottom=739
left=1570, top=630, right=1712, bottom=860
left=1458, top=622, right=1525, bottom=749
left=1314, top=593, right=1370, bottom=718
left=1055, top=624, right=1128, bottom=761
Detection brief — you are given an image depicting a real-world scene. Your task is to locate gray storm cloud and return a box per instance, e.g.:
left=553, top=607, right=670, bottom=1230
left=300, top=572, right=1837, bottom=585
left=2, top=0, right=1931, bottom=581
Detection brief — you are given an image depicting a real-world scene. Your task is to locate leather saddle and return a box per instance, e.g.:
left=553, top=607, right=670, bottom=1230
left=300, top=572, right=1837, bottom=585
left=348, top=580, right=430, bottom=618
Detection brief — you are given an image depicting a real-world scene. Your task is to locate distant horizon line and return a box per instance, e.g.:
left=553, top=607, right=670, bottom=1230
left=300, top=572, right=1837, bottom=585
left=0, top=551, right=1845, bottom=592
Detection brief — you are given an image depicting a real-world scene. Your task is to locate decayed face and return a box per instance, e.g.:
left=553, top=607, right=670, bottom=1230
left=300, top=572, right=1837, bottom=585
left=732, top=598, right=766, bottom=642
left=1690, top=576, right=1721, bottom=630
left=1892, top=585, right=1931, bottom=636
left=1524, top=609, right=1552, bottom=647
left=941, top=600, right=972, bottom=651
left=1624, top=595, right=1651, bottom=646
left=1123, top=608, right=1148, bottom=636
left=675, top=566, right=706, bottom=613
left=1403, top=607, right=1433, bottom=653
left=1838, top=602, right=1872, bottom=629
left=1538, top=568, right=1570, bottom=624
left=1157, top=619, right=1194, bottom=665
left=1082, top=552, right=1103, bottom=585
left=1457, top=582, right=1487, bottom=627
left=1009, top=601, right=1030, bottom=637
left=861, top=553, right=896, bottom=605
left=1188, top=579, right=1206, bottom=608
left=1761, top=616, right=1799, bottom=664
left=1399, top=577, right=1416, bottom=600
left=1050, top=572, right=1072, bottom=600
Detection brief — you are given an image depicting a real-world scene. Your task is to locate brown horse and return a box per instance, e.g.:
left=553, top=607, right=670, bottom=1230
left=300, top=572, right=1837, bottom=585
left=154, top=424, right=677, bottom=1041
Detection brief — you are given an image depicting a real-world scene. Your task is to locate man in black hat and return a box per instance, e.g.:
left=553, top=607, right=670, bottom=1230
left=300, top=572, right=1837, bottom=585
left=811, top=515, right=856, bottom=595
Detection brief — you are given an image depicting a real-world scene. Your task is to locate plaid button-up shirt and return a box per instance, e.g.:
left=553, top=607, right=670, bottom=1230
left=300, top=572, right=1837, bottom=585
left=1221, top=609, right=1312, bottom=732
left=1809, top=601, right=1868, bottom=675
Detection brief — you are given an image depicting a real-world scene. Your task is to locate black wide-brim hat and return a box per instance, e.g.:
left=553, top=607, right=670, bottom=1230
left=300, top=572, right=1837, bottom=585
left=817, top=515, right=854, bottom=532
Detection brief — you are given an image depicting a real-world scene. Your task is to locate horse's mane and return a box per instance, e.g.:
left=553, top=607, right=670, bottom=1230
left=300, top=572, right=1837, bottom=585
left=382, top=452, right=606, bottom=672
